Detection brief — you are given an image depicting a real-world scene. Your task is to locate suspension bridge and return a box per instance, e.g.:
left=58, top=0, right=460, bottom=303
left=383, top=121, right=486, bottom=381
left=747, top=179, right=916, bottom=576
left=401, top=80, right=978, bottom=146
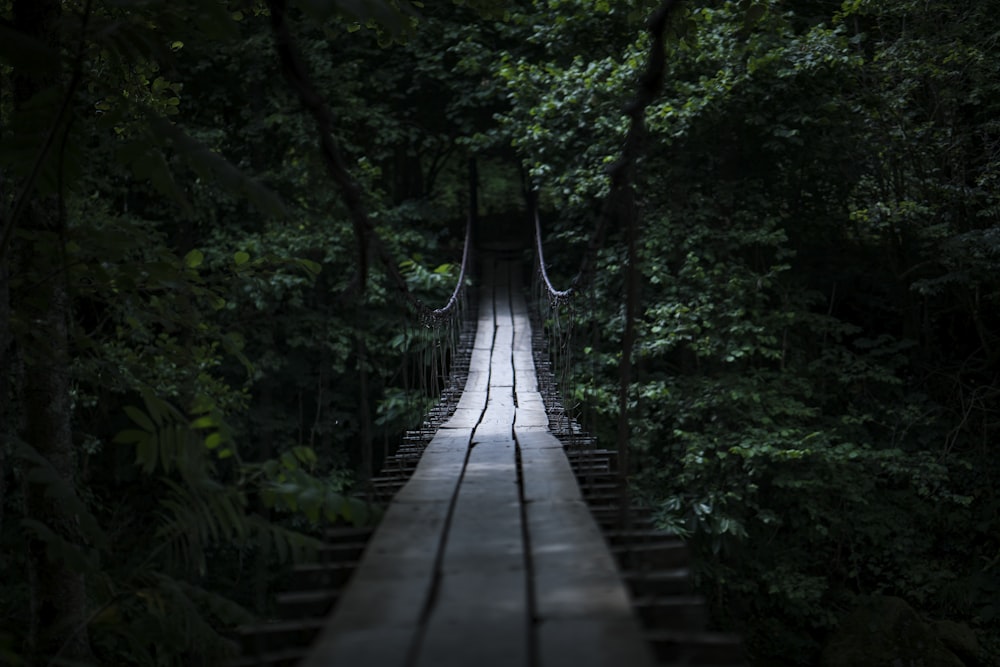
left=227, top=210, right=747, bottom=667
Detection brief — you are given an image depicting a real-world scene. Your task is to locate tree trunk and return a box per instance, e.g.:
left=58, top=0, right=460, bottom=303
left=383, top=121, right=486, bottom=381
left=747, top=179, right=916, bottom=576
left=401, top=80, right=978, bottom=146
left=0, top=114, right=11, bottom=541
left=13, top=0, right=92, bottom=661
left=0, top=252, right=10, bottom=536
left=22, top=263, right=91, bottom=662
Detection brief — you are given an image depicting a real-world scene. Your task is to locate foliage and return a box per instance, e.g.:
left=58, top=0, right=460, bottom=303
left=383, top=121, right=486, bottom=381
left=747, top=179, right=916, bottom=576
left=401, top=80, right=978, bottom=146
left=3, top=0, right=998, bottom=664
left=0, top=0, right=485, bottom=664
left=496, top=0, right=1000, bottom=664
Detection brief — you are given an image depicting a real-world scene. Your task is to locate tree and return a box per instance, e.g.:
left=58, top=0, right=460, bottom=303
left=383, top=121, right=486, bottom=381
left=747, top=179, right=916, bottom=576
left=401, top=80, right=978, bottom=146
left=495, top=0, right=999, bottom=662
left=0, top=1, right=493, bottom=663
left=7, top=0, right=93, bottom=660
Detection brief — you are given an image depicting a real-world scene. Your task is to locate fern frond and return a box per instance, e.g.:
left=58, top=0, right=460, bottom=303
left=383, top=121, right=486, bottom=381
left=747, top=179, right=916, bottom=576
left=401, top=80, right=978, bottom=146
left=246, top=514, right=322, bottom=565
left=155, top=479, right=249, bottom=575
left=90, top=572, right=243, bottom=667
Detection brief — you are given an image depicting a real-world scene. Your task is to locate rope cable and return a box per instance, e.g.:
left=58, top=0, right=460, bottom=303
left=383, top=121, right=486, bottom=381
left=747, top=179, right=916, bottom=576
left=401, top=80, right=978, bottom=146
left=424, top=213, right=474, bottom=325
left=533, top=209, right=573, bottom=303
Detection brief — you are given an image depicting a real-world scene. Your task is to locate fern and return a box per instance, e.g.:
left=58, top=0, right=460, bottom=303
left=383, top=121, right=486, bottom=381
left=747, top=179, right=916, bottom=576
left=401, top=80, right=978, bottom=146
left=110, top=393, right=341, bottom=583
left=155, top=479, right=249, bottom=575
left=246, top=514, right=323, bottom=564
left=90, top=572, right=247, bottom=667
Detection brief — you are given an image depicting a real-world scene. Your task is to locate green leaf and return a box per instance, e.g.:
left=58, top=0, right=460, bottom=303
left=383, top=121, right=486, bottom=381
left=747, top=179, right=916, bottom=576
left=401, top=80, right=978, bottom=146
left=204, top=433, right=222, bottom=450
left=234, top=251, right=250, bottom=265
left=184, top=249, right=204, bottom=268
left=296, top=258, right=322, bottom=276
left=125, top=405, right=155, bottom=432
left=113, top=429, right=149, bottom=445
left=280, top=451, right=298, bottom=470
left=191, top=415, right=217, bottom=429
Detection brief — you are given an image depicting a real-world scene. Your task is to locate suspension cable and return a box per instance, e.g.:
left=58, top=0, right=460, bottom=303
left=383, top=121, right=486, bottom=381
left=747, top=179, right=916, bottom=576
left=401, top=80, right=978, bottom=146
left=425, top=213, right=473, bottom=324
left=530, top=0, right=679, bottom=300
left=533, top=208, right=573, bottom=304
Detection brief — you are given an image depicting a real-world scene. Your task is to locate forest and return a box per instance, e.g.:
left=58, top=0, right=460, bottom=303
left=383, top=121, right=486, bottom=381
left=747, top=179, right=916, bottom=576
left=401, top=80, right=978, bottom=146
left=1, top=0, right=997, bottom=665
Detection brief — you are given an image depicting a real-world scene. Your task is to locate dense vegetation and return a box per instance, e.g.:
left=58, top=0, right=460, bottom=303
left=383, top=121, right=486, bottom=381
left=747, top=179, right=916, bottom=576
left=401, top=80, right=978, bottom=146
left=1, top=0, right=997, bottom=665
left=503, top=1, right=999, bottom=663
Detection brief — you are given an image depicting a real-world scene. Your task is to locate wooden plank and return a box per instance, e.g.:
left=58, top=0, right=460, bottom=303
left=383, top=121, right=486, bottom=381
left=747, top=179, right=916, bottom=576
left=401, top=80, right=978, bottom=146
left=472, top=324, right=494, bottom=351
left=422, top=429, right=473, bottom=451
left=462, top=370, right=490, bottom=393
left=529, top=501, right=622, bottom=612
left=489, top=362, right=515, bottom=388
left=512, top=318, right=533, bottom=354
left=538, top=617, right=654, bottom=667
left=393, top=464, right=465, bottom=503
left=414, top=419, right=527, bottom=667
left=516, top=393, right=547, bottom=411
left=304, top=627, right=414, bottom=667
left=490, top=340, right=514, bottom=387
left=519, top=446, right=581, bottom=503
left=302, top=501, right=451, bottom=667
left=468, top=347, right=492, bottom=371
left=440, top=408, right=482, bottom=429
left=350, top=500, right=451, bottom=580
left=454, top=390, right=487, bottom=412
left=479, top=394, right=515, bottom=426
left=412, top=570, right=529, bottom=667
left=510, top=282, right=528, bottom=306
left=515, top=407, right=548, bottom=427
left=440, top=497, right=522, bottom=564
left=514, top=427, right=565, bottom=450
left=486, top=389, right=515, bottom=408
left=515, top=368, right=539, bottom=392
left=528, top=501, right=656, bottom=667
left=512, top=349, right=535, bottom=370
left=493, top=323, right=513, bottom=348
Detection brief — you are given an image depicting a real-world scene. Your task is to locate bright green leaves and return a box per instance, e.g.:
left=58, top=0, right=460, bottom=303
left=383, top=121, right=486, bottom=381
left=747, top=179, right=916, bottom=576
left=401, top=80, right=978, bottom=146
left=503, top=0, right=1000, bottom=661
left=233, top=251, right=250, bottom=266
left=400, top=256, right=458, bottom=295
left=295, top=257, right=322, bottom=277
left=184, top=249, right=204, bottom=269
left=257, top=448, right=372, bottom=526
left=114, top=391, right=239, bottom=479
left=496, top=47, right=634, bottom=206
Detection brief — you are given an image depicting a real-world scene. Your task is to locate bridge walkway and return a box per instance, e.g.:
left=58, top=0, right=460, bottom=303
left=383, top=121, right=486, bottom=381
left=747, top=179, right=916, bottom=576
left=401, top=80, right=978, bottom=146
left=300, top=255, right=655, bottom=667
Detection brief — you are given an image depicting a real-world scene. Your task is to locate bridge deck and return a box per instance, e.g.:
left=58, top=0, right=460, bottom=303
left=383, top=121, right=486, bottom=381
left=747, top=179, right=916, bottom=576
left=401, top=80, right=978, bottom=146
left=301, top=257, right=654, bottom=667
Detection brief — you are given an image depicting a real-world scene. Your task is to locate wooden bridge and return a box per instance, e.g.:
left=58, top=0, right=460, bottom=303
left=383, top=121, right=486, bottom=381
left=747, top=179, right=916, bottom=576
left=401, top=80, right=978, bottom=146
left=232, top=252, right=746, bottom=667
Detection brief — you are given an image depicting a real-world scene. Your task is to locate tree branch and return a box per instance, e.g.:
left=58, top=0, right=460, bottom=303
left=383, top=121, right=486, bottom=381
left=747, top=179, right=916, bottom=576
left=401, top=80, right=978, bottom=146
left=574, top=0, right=680, bottom=290
left=267, top=0, right=371, bottom=289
